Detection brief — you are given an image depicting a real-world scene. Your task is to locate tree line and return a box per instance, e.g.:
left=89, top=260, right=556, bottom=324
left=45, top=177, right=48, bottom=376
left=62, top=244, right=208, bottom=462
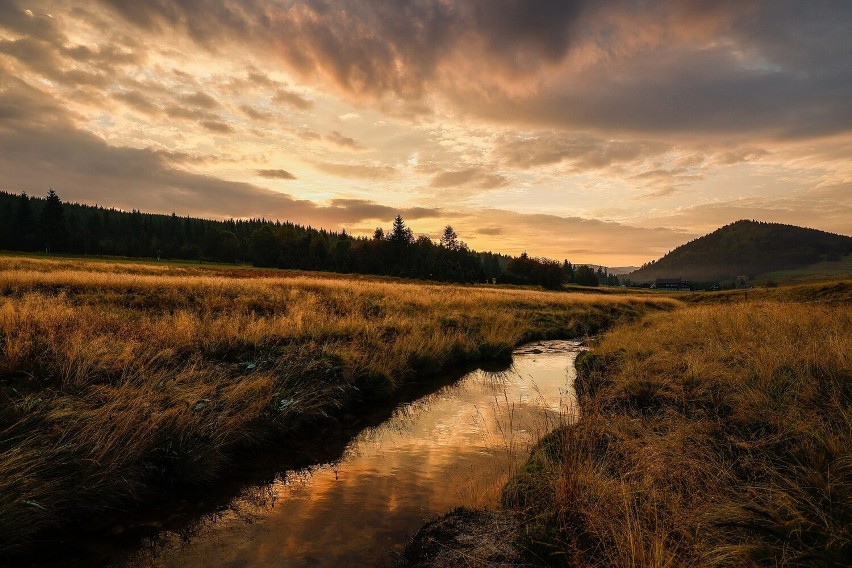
left=0, top=190, right=619, bottom=288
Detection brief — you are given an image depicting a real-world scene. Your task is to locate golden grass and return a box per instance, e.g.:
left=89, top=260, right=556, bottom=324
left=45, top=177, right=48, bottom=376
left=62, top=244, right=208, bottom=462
left=0, top=254, right=678, bottom=556
left=506, top=300, right=851, bottom=566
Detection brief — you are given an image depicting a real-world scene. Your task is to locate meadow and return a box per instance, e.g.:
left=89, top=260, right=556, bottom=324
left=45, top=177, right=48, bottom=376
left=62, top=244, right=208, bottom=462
left=504, top=289, right=851, bottom=566
left=0, top=255, right=678, bottom=557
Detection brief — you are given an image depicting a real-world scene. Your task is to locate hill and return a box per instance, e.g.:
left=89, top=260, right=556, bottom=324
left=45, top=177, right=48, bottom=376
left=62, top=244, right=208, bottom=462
left=627, top=220, right=852, bottom=285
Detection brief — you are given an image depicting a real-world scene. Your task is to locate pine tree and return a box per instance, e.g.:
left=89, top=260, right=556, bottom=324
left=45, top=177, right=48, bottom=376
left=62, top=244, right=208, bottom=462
left=389, top=215, right=413, bottom=244
left=39, top=189, right=67, bottom=253
left=440, top=225, right=459, bottom=250
left=14, top=192, right=35, bottom=250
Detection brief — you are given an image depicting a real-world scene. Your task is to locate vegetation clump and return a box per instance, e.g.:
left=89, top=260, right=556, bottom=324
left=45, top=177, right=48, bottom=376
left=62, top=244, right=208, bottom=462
left=505, top=295, right=851, bottom=566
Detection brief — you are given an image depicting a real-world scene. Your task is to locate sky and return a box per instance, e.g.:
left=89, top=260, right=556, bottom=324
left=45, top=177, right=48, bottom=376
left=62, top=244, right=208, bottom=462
left=0, top=1, right=850, bottom=266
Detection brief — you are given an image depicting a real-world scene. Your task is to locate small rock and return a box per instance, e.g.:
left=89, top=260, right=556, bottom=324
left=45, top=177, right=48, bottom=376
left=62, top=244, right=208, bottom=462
left=403, top=507, right=530, bottom=567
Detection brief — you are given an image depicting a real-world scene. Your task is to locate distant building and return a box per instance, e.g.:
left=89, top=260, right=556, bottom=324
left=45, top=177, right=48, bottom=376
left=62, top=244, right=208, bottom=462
left=653, top=278, right=691, bottom=290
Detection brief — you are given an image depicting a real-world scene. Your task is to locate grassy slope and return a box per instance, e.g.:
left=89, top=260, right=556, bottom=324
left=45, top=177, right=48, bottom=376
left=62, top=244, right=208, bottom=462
left=505, top=282, right=851, bottom=566
left=0, top=254, right=678, bottom=556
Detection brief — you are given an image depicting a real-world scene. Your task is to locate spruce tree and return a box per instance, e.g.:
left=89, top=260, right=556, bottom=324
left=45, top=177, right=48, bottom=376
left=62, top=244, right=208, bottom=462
left=39, top=189, right=67, bottom=253
left=440, top=225, right=459, bottom=250
left=389, top=215, right=413, bottom=244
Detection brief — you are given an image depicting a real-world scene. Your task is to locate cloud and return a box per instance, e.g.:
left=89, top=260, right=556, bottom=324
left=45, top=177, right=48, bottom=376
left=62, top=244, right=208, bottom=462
left=0, top=75, right=412, bottom=228
left=712, top=148, right=771, bottom=165
left=327, top=199, right=444, bottom=222
left=454, top=208, right=696, bottom=263
left=326, top=130, right=364, bottom=150
left=495, top=133, right=670, bottom=170
left=112, top=89, right=159, bottom=114
left=90, top=1, right=852, bottom=141
left=239, top=104, right=272, bottom=121
left=297, top=128, right=322, bottom=141
left=256, top=169, right=296, bottom=180
left=430, top=168, right=508, bottom=189
left=640, top=196, right=852, bottom=237
left=314, top=162, right=396, bottom=180
left=180, top=91, right=219, bottom=109
left=199, top=119, right=234, bottom=133
left=272, top=87, right=313, bottom=110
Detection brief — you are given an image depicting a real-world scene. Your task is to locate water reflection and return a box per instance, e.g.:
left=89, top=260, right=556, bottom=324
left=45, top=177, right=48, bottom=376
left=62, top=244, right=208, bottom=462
left=129, top=340, right=582, bottom=567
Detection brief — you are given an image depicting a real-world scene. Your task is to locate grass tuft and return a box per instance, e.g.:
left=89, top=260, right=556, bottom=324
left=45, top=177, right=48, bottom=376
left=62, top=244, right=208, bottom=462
left=505, top=299, right=851, bottom=566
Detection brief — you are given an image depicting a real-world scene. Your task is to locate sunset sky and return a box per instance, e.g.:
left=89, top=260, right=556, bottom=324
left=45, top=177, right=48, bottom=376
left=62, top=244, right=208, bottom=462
left=1, top=1, right=850, bottom=266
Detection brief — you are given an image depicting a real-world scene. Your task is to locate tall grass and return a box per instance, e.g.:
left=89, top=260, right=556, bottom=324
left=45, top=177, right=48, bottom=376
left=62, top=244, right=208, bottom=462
left=0, top=255, right=677, bottom=556
left=505, top=300, right=851, bottom=566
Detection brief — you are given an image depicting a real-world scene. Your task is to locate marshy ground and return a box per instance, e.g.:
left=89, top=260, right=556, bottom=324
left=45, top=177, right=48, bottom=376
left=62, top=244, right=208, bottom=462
left=0, top=254, right=676, bottom=560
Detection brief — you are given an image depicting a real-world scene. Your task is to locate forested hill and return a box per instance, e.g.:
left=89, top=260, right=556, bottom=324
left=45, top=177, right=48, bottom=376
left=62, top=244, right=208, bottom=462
left=0, top=189, right=513, bottom=283
left=628, top=220, right=852, bottom=284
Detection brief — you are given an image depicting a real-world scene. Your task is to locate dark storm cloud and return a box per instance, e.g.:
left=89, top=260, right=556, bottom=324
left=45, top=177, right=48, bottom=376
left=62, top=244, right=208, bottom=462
left=92, top=0, right=852, bottom=140
left=95, top=0, right=589, bottom=98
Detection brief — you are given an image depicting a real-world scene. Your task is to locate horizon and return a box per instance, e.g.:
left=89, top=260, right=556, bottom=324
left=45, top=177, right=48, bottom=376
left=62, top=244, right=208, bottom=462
left=1, top=1, right=850, bottom=265
left=7, top=188, right=852, bottom=272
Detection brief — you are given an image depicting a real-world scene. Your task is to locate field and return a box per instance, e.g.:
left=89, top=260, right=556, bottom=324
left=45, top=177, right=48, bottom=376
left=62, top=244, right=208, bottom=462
left=503, top=287, right=852, bottom=566
left=0, top=254, right=678, bottom=557
left=753, top=255, right=852, bottom=286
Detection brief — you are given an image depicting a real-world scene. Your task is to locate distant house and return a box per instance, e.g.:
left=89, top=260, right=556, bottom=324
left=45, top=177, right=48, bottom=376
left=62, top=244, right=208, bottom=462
left=653, top=278, right=691, bottom=290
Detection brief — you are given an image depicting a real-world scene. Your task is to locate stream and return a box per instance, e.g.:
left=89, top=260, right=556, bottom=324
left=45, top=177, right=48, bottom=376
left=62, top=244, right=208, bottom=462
left=46, top=340, right=582, bottom=567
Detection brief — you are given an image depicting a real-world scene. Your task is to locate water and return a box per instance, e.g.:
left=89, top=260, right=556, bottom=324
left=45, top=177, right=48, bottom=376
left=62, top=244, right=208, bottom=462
left=88, top=340, right=581, bottom=567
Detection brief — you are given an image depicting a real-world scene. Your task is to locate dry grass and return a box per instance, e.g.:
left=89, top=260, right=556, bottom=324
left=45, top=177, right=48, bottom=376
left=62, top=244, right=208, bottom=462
left=506, top=299, right=851, bottom=566
left=0, top=254, right=677, bottom=556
